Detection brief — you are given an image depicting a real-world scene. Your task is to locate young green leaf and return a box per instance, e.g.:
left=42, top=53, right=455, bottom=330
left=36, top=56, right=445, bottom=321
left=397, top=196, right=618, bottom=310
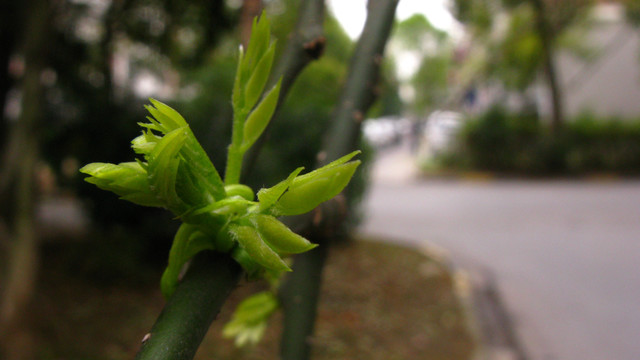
left=223, top=291, right=279, bottom=347
left=145, top=100, right=226, bottom=201
left=232, top=46, right=246, bottom=110
left=257, top=166, right=304, bottom=211
left=241, top=79, right=282, bottom=152
left=161, top=223, right=215, bottom=298
left=243, top=13, right=271, bottom=74
left=231, top=247, right=262, bottom=278
left=243, top=43, right=277, bottom=111
left=228, top=224, right=290, bottom=272
left=274, top=159, right=360, bottom=216
left=254, top=215, right=317, bottom=255
left=80, top=162, right=163, bottom=207
left=131, top=132, right=158, bottom=155
left=149, top=99, right=189, bottom=130
left=146, top=128, right=188, bottom=212
left=296, top=150, right=361, bottom=182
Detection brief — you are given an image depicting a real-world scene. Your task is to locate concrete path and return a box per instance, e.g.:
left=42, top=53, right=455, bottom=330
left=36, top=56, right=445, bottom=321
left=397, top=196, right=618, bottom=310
left=360, top=145, right=640, bottom=360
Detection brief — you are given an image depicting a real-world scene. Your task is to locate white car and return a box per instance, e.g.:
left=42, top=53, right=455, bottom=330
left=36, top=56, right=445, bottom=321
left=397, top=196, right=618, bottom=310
left=363, top=117, right=410, bottom=147
left=423, top=111, right=464, bottom=155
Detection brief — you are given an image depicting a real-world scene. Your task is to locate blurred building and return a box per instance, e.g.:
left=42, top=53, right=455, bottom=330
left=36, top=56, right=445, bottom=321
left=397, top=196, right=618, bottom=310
left=539, top=3, right=640, bottom=119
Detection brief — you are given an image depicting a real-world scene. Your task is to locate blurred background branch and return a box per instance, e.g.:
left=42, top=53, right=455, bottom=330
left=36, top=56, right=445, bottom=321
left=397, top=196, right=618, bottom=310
left=279, top=1, right=399, bottom=359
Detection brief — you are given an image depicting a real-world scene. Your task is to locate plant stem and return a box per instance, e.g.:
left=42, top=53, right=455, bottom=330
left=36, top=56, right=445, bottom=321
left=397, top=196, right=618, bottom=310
left=135, top=251, right=242, bottom=360
left=241, top=0, right=326, bottom=180
left=225, top=110, right=248, bottom=185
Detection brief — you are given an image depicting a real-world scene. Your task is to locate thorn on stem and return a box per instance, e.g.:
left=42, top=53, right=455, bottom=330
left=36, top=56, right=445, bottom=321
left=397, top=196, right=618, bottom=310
left=312, top=207, right=323, bottom=226
left=142, top=333, right=151, bottom=344
left=352, top=110, right=364, bottom=123
left=303, top=36, right=326, bottom=59
left=316, top=151, right=327, bottom=163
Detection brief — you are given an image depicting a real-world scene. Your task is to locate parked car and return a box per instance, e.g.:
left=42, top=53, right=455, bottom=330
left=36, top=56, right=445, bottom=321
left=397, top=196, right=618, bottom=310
left=422, top=110, right=464, bottom=156
left=363, top=116, right=411, bottom=148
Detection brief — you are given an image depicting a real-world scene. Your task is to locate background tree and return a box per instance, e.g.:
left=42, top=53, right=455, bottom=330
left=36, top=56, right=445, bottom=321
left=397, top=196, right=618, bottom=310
left=452, top=0, right=594, bottom=129
left=0, top=1, right=52, bottom=358
left=279, top=1, right=400, bottom=359
left=1, top=2, right=237, bottom=358
left=392, top=14, right=452, bottom=117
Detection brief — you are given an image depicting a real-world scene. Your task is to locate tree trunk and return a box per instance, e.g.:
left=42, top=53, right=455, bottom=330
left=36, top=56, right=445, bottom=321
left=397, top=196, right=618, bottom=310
left=0, top=1, right=22, bottom=150
left=0, top=1, right=51, bottom=359
left=279, top=1, right=400, bottom=359
left=531, top=0, right=564, bottom=132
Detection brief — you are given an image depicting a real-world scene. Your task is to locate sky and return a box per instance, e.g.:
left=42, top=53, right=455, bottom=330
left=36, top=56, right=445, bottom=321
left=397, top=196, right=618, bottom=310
left=326, top=0, right=461, bottom=39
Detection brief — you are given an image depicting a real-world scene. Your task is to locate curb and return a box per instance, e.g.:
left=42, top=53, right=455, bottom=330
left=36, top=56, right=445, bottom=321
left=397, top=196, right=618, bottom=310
left=419, top=243, right=528, bottom=360
left=418, top=170, right=635, bottom=183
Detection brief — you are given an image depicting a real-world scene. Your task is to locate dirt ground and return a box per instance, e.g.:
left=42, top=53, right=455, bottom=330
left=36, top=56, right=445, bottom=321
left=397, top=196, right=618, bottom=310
left=26, top=238, right=475, bottom=360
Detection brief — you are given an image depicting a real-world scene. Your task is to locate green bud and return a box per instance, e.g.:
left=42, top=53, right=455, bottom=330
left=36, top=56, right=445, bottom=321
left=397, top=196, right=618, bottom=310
left=146, top=128, right=188, bottom=212
left=242, top=79, right=281, bottom=152
left=257, top=166, right=303, bottom=212
left=131, top=131, right=158, bottom=155
left=80, top=162, right=163, bottom=208
left=254, top=215, right=317, bottom=255
left=223, top=291, right=278, bottom=347
left=145, top=98, right=188, bottom=133
left=244, top=43, right=277, bottom=111
left=161, top=223, right=214, bottom=298
left=243, top=12, right=271, bottom=73
left=231, top=247, right=262, bottom=279
left=213, top=227, right=236, bottom=253
left=144, top=99, right=226, bottom=201
left=274, top=156, right=361, bottom=216
left=232, top=46, right=245, bottom=110
left=174, top=161, right=210, bottom=209
left=228, top=224, right=290, bottom=272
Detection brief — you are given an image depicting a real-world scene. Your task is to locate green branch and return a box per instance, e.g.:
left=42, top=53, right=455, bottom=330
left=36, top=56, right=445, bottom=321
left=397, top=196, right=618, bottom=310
left=135, top=252, right=242, bottom=360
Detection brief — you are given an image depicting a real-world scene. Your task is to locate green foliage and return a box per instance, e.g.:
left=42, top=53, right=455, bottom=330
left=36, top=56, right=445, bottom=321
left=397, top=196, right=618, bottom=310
left=627, top=1, right=640, bottom=26
left=495, top=7, right=543, bottom=90
left=81, top=99, right=359, bottom=289
left=445, top=107, right=640, bottom=175
left=452, top=0, right=595, bottom=94
left=412, top=55, right=451, bottom=116
left=451, top=0, right=496, bottom=36
left=222, top=291, right=279, bottom=347
left=392, top=14, right=451, bottom=116
left=80, top=13, right=360, bottom=347
left=394, top=14, right=447, bottom=50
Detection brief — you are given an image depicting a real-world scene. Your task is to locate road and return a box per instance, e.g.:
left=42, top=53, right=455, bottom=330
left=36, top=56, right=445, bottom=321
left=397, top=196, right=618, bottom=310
left=359, top=147, right=640, bottom=360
